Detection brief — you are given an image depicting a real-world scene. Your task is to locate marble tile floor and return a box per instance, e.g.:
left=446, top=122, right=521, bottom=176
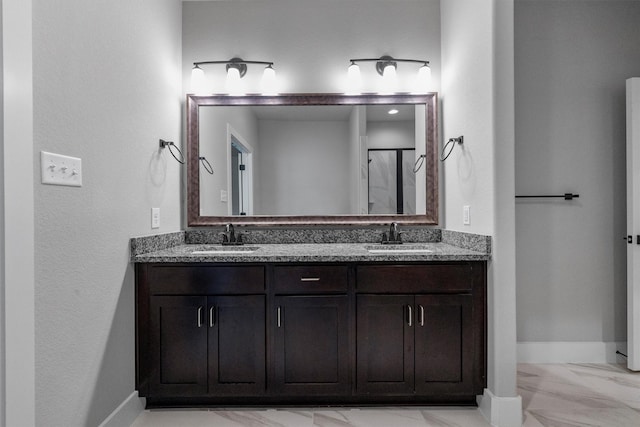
left=518, top=363, right=640, bottom=427
left=131, top=364, right=640, bottom=427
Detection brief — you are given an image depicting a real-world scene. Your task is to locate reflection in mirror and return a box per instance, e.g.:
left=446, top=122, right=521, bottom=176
left=230, top=137, right=250, bottom=215
left=368, top=148, right=416, bottom=214
left=187, top=94, right=438, bottom=226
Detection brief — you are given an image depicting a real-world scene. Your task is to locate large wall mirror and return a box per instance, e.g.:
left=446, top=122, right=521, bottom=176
left=187, top=93, right=438, bottom=226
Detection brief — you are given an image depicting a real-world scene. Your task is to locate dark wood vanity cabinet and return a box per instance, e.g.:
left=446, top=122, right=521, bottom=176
left=271, top=265, right=350, bottom=395
left=136, top=264, right=266, bottom=400
left=208, top=295, right=266, bottom=395
left=148, top=294, right=265, bottom=397
left=273, top=295, right=350, bottom=395
left=356, top=294, right=473, bottom=396
left=356, top=294, right=415, bottom=395
left=148, top=295, right=208, bottom=396
left=136, top=261, right=485, bottom=407
left=356, top=264, right=485, bottom=399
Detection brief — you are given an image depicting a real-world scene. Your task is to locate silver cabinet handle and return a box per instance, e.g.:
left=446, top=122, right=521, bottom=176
left=277, top=307, right=282, bottom=328
left=419, top=305, right=425, bottom=327
left=300, top=277, right=320, bottom=282
left=197, top=306, right=203, bottom=327
left=209, top=306, right=215, bottom=327
left=407, top=305, right=412, bottom=327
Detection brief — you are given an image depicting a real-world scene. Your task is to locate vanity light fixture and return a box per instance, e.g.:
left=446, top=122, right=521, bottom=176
left=260, top=64, right=278, bottom=95
left=190, top=57, right=277, bottom=95
left=225, top=64, right=244, bottom=96
left=346, top=61, right=362, bottom=94
left=415, top=62, right=432, bottom=93
left=346, top=56, right=431, bottom=94
left=378, top=57, right=398, bottom=94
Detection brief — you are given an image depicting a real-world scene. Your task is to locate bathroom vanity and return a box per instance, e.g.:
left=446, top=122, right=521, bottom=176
left=132, top=233, right=489, bottom=408
left=133, top=92, right=488, bottom=407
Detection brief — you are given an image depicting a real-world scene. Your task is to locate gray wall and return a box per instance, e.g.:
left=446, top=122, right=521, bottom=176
left=257, top=119, right=351, bottom=215
left=0, top=2, right=4, bottom=422
left=442, top=0, right=519, bottom=404
left=182, top=0, right=441, bottom=96
left=440, top=0, right=496, bottom=235
left=515, top=1, right=640, bottom=346
left=199, top=106, right=259, bottom=216
left=3, top=0, right=35, bottom=424
left=367, top=121, right=414, bottom=150
left=32, top=0, right=183, bottom=425
left=349, top=106, right=367, bottom=215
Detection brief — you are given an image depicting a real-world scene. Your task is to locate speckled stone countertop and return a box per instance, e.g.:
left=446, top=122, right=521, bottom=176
left=130, top=229, right=491, bottom=263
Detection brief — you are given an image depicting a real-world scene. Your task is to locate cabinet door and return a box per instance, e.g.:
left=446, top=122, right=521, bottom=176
left=414, top=294, right=474, bottom=395
left=149, top=296, right=208, bottom=396
left=356, top=295, right=414, bottom=395
left=208, top=295, right=266, bottom=395
left=273, top=295, right=349, bottom=395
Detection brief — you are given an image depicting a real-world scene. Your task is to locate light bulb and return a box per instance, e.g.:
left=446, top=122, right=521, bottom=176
left=415, top=63, right=431, bottom=93
left=260, top=65, right=278, bottom=95
left=191, top=65, right=207, bottom=94
left=225, top=66, right=244, bottom=96
left=346, top=62, right=362, bottom=94
left=379, top=63, right=397, bottom=94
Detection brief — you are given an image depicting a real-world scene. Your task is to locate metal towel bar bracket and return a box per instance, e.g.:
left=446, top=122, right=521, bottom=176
left=159, top=139, right=185, bottom=164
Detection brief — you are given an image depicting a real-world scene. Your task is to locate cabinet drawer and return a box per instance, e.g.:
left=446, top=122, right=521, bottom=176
left=357, top=264, right=474, bottom=293
left=148, top=265, right=265, bottom=294
left=273, top=265, right=348, bottom=293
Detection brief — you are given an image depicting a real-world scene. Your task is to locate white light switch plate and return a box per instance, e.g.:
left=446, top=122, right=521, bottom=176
left=41, top=151, right=82, bottom=187
left=463, top=205, right=470, bottom=225
left=151, top=208, right=160, bottom=229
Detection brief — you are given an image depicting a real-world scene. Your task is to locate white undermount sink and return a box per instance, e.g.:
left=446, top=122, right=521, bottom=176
left=191, top=246, right=259, bottom=255
left=364, top=244, right=433, bottom=254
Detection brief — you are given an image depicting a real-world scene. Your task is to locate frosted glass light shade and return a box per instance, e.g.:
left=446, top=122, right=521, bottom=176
left=415, top=64, right=431, bottom=93
left=260, top=65, right=278, bottom=95
left=191, top=66, right=207, bottom=94
left=379, top=64, right=397, bottom=94
left=346, top=63, right=362, bottom=94
left=225, top=67, right=243, bottom=96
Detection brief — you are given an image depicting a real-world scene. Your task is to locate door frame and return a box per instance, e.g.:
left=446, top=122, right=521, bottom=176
left=226, top=124, right=254, bottom=216
left=626, top=78, right=640, bottom=370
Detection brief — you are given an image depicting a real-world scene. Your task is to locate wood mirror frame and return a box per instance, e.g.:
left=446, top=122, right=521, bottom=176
left=186, top=93, right=438, bottom=226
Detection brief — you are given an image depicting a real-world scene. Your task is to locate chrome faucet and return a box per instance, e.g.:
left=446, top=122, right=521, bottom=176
left=381, top=222, right=403, bottom=244
left=221, top=223, right=243, bottom=245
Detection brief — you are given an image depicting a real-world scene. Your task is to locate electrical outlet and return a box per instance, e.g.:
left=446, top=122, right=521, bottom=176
left=463, top=205, right=470, bottom=225
left=151, top=208, right=160, bottom=229
left=40, top=151, right=82, bottom=187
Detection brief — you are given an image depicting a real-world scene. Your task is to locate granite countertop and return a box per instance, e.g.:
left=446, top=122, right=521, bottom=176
left=131, top=242, right=490, bottom=263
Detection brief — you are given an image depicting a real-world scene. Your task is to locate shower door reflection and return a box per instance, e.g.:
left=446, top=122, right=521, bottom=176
left=368, top=149, right=416, bottom=215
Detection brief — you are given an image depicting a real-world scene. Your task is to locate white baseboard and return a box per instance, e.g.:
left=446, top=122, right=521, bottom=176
left=478, top=389, right=523, bottom=427
left=98, top=391, right=145, bottom=427
left=517, top=341, right=627, bottom=364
